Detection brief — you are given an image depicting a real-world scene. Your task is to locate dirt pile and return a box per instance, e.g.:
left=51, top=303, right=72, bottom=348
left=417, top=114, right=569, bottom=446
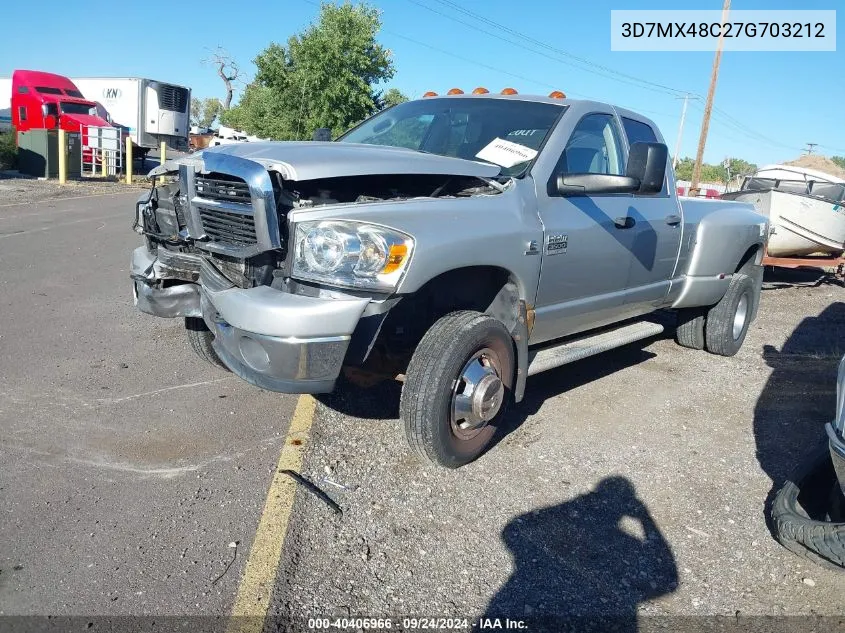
left=784, top=155, right=845, bottom=179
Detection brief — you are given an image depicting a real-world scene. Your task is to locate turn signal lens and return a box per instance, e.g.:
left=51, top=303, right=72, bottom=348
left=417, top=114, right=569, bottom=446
left=472, top=87, right=489, bottom=94
left=501, top=87, right=518, bottom=95
left=382, top=244, right=409, bottom=274
left=447, top=88, right=464, bottom=95
left=423, top=91, right=438, bottom=97
left=548, top=90, right=566, bottom=99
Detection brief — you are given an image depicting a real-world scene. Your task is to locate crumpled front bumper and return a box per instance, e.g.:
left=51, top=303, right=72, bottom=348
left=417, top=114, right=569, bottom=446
left=131, top=245, right=202, bottom=318
left=200, top=280, right=371, bottom=394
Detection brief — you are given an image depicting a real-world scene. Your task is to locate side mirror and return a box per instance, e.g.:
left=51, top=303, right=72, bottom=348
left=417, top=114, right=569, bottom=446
left=626, top=142, right=668, bottom=194
left=312, top=127, right=332, bottom=142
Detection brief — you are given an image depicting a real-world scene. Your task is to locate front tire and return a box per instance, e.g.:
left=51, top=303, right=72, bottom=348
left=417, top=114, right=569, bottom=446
left=185, top=317, right=228, bottom=370
left=705, top=273, right=755, bottom=356
left=400, top=311, right=514, bottom=468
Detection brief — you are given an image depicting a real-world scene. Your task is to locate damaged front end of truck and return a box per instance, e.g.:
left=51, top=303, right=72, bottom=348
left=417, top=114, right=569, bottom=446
left=130, top=141, right=506, bottom=391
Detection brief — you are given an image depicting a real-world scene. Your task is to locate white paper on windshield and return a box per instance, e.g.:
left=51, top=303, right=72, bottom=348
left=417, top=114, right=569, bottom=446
left=475, top=137, right=538, bottom=168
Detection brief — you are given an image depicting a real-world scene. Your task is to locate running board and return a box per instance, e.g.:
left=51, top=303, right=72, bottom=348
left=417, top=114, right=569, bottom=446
left=526, top=320, right=665, bottom=377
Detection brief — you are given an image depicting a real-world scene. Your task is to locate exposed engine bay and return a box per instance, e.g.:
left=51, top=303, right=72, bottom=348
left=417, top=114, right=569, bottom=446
left=136, top=170, right=505, bottom=291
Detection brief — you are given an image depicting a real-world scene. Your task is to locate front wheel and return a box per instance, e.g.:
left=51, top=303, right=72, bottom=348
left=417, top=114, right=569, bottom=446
left=400, top=311, right=514, bottom=468
left=185, top=317, right=228, bottom=370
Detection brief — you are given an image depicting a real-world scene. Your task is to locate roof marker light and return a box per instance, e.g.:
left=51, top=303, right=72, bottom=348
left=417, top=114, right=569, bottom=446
left=423, top=91, right=438, bottom=97
left=447, top=88, right=464, bottom=95
left=548, top=90, right=567, bottom=99
left=501, top=87, right=518, bottom=95
left=472, top=87, right=489, bottom=94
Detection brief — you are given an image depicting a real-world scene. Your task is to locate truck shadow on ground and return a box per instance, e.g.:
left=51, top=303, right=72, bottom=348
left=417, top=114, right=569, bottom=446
left=753, top=301, right=845, bottom=533
left=476, top=476, right=678, bottom=633
left=762, top=266, right=844, bottom=291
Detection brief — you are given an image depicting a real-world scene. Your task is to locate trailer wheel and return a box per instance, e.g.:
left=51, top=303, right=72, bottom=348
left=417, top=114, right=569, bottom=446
left=400, top=311, right=514, bottom=468
left=185, top=317, right=228, bottom=370
left=705, top=273, right=754, bottom=356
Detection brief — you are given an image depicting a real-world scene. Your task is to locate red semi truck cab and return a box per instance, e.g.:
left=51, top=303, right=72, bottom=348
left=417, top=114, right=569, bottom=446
left=11, top=69, right=112, bottom=137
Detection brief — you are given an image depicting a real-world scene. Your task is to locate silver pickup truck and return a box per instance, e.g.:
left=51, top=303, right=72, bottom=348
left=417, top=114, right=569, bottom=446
left=131, top=94, right=768, bottom=467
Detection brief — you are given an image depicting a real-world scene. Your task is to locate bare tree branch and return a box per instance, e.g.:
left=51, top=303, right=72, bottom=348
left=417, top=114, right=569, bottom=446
left=202, top=46, right=242, bottom=110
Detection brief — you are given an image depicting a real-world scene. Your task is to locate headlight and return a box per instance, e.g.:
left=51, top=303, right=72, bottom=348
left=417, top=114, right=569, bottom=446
left=292, top=221, right=414, bottom=291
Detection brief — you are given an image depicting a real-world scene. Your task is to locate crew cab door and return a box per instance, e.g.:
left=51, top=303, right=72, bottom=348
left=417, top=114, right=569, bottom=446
left=532, top=111, right=636, bottom=343
left=617, top=116, right=682, bottom=314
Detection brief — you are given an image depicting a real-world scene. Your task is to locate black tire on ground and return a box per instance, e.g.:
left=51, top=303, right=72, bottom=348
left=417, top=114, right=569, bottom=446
left=400, top=311, right=514, bottom=468
left=185, top=317, right=228, bottom=370
left=771, top=444, right=845, bottom=570
left=675, top=308, right=706, bottom=350
left=704, top=272, right=755, bottom=356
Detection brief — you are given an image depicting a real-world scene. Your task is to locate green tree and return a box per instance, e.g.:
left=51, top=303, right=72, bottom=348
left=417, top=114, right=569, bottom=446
left=223, top=2, right=395, bottom=139
left=832, top=156, right=845, bottom=170
left=380, top=87, right=408, bottom=109
left=190, top=97, right=223, bottom=128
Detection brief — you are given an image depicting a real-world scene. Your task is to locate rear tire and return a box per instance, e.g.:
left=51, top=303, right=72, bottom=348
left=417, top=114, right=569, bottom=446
left=705, top=273, right=754, bottom=356
left=675, top=308, right=706, bottom=350
left=771, top=444, right=845, bottom=571
left=400, top=311, right=514, bottom=468
left=185, top=317, right=228, bottom=370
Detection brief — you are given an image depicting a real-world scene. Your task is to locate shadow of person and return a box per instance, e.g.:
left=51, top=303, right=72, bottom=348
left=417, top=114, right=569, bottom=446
left=477, top=476, right=678, bottom=633
left=753, top=302, right=845, bottom=530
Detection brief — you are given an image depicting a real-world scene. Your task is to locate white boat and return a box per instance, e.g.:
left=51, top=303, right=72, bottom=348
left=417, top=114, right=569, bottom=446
left=723, top=164, right=845, bottom=257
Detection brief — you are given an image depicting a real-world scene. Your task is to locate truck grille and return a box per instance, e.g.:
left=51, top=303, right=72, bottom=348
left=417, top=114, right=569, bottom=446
left=158, top=85, right=189, bottom=113
left=196, top=176, right=251, bottom=203
left=198, top=207, right=257, bottom=246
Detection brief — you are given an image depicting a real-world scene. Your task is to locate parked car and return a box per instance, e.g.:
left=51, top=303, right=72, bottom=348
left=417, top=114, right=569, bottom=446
left=129, top=90, right=768, bottom=467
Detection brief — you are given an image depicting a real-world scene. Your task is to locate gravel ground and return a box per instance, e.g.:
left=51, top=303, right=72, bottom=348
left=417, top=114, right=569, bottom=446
left=0, top=172, right=148, bottom=206
left=271, top=269, right=845, bottom=630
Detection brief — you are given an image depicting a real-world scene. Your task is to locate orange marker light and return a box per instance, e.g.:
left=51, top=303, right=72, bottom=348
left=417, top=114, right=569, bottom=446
left=548, top=90, right=567, bottom=99
left=447, top=88, right=464, bottom=95
left=472, top=87, right=489, bottom=94
left=382, top=244, right=409, bottom=274
left=422, top=91, right=438, bottom=97
left=501, top=87, right=518, bottom=95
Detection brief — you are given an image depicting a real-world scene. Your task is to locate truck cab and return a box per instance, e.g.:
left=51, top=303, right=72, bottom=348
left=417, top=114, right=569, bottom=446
left=11, top=70, right=111, bottom=137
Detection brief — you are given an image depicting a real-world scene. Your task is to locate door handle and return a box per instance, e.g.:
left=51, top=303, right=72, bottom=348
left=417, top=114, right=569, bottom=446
left=614, top=216, right=635, bottom=229
left=665, top=214, right=682, bottom=225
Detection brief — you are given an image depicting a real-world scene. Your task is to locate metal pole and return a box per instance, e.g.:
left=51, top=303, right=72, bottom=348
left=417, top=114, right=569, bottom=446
left=160, top=140, right=167, bottom=167
left=672, top=94, right=689, bottom=170
left=125, top=137, right=133, bottom=184
left=58, top=128, right=67, bottom=184
left=690, top=0, right=730, bottom=197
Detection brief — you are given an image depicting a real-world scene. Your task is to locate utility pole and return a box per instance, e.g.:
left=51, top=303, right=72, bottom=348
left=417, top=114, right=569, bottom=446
left=672, top=94, right=690, bottom=170
left=805, top=143, right=818, bottom=155
left=690, top=0, right=731, bottom=197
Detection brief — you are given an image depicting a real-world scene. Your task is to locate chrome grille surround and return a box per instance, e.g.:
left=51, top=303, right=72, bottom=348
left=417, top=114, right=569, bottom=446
left=179, top=152, right=281, bottom=259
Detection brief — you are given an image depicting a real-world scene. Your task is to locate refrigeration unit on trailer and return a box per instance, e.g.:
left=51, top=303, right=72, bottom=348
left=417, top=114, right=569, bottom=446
left=71, top=78, right=190, bottom=155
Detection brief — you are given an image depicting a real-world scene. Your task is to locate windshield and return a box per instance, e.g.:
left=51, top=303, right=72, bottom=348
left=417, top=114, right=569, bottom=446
left=339, top=97, right=565, bottom=176
left=59, top=102, right=96, bottom=116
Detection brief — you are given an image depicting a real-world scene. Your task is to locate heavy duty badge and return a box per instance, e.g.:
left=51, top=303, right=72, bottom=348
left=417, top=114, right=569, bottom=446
left=546, top=234, right=568, bottom=255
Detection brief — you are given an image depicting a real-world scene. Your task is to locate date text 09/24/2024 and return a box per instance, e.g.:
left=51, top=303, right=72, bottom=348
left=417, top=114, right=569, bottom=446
left=306, top=617, right=527, bottom=630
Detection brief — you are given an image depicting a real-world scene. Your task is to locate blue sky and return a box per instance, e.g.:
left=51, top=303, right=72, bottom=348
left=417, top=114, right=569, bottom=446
left=1, top=0, right=842, bottom=165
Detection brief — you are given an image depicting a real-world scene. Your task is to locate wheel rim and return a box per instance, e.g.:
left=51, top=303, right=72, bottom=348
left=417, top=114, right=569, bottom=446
left=733, top=293, right=749, bottom=340
left=450, top=347, right=505, bottom=440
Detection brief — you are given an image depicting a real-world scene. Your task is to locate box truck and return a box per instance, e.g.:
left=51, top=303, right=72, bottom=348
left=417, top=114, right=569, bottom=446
left=70, top=77, right=190, bottom=157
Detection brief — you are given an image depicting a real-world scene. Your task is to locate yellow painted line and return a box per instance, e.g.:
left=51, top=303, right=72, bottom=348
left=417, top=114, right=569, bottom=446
left=227, top=394, right=317, bottom=633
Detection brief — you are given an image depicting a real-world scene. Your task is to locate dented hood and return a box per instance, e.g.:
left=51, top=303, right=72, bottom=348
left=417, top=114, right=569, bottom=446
left=199, top=141, right=502, bottom=181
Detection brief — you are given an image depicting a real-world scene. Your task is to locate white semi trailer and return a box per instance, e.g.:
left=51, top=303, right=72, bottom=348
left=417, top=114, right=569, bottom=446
left=70, top=77, right=190, bottom=157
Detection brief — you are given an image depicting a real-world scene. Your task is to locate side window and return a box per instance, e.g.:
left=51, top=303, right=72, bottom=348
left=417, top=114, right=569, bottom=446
left=621, top=117, right=658, bottom=146
left=18, top=106, right=27, bottom=122
left=17, top=86, right=29, bottom=94
left=558, top=113, right=624, bottom=176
